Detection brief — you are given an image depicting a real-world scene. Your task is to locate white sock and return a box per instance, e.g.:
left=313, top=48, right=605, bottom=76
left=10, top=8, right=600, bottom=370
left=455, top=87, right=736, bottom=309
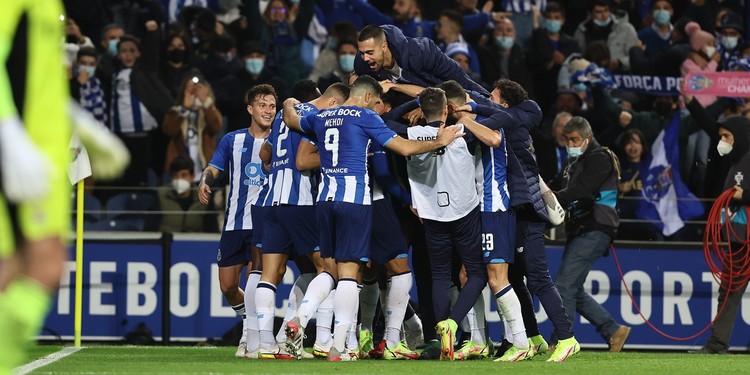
left=468, top=295, right=486, bottom=345
left=404, top=311, right=423, bottom=332
left=255, top=282, right=277, bottom=351
left=297, top=272, right=335, bottom=328
left=385, top=273, right=412, bottom=348
left=276, top=272, right=314, bottom=343
left=332, top=279, right=360, bottom=353
left=244, top=271, right=261, bottom=352
left=315, top=289, right=335, bottom=348
left=360, top=280, right=379, bottom=332
left=495, top=284, right=528, bottom=348
left=348, top=321, right=359, bottom=352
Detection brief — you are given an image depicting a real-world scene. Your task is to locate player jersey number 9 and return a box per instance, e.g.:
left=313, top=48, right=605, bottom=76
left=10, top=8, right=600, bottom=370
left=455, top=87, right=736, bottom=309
left=276, top=123, right=289, bottom=158
left=325, top=128, right=340, bottom=166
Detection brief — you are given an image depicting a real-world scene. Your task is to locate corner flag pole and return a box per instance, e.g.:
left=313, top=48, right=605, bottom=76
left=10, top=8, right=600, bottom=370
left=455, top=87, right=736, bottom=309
left=74, top=181, right=84, bottom=347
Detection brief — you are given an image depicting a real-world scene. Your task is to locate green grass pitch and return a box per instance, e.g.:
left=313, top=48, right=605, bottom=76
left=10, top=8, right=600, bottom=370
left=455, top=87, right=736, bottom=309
left=21, top=345, right=749, bottom=374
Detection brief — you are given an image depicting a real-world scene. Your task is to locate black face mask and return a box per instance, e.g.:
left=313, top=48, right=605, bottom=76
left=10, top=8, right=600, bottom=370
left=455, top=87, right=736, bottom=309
left=654, top=101, right=673, bottom=117
left=167, top=49, right=185, bottom=64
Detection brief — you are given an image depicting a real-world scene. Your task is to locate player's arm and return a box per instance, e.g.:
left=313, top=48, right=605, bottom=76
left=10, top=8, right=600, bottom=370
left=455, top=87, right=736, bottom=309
left=459, top=115, right=502, bottom=148
left=296, top=139, right=320, bottom=170
left=198, top=166, right=220, bottom=205
left=260, top=141, right=272, bottom=165
left=381, top=80, right=425, bottom=98
left=282, top=98, right=302, bottom=131
left=385, top=124, right=464, bottom=156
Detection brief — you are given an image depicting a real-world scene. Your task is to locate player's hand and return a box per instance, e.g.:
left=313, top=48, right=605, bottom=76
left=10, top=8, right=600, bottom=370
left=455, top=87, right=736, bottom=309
left=69, top=102, right=130, bottom=180
left=436, top=124, right=464, bottom=147
left=409, top=204, right=423, bottom=223
left=284, top=97, right=300, bottom=110
left=405, top=108, right=422, bottom=126
left=379, top=80, right=395, bottom=93
left=198, top=181, right=212, bottom=205
left=0, top=116, right=51, bottom=202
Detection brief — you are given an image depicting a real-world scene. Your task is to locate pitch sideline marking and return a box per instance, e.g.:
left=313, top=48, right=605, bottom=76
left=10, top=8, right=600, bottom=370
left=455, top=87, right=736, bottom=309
left=14, top=346, right=82, bottom=375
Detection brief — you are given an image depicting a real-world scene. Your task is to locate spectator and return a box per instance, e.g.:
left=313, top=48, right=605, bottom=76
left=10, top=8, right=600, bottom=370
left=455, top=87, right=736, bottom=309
left=163, top=76, right=222, bottom=180
left=436, top=10, right=481, bottom=74
left=308, top=21, right=358, bottom=83
left=493, top=0, right=545, bottom=47
left=573, top=0, right=638, bottom=72
left=637, top=0, right=675, bottom=59
left=109, top=26, right=174, bottom=186
left=214, top=41, right=288, bottom=132
left=453, top=0, right=492, bottom=46
left=535, top=111, right=572, bottom=183
left=158, top=156, right=218, bottom=233
left=63, top=17, right=96, bottom=69
left=71, top=47, right=108, bottom=125
left=195, top=34, right=243, bottom=85
left=245, top=0, right=316, bottom=89
left=445, top=42, right=488, bottom=90
left=629, top=17, right=691, bottom=77
left=160, top=34, right=196, bottom=98
left=527, top=1, right=581, bottom=113
left=478, top=19, right=535, bottom=98
left=716, top=11, right=744, bottom=70
left=317, top=39, right=358, bottom=91
left=616, top=128, right=665, bottom=241
left=602, top=95, right=677, bottom=149
left=681, top=22, right=719, bottom=107
left=96, top=23, right=125, bottom=98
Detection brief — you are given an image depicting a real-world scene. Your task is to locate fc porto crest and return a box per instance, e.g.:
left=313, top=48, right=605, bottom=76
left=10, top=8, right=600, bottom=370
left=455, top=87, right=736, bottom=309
left=642, top=165, right=673, bottom=203
left=688, top=74, right=712, bottom=92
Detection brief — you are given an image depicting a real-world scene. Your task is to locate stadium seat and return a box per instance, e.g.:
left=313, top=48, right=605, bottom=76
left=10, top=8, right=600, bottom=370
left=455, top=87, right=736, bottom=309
left=105, top=192, right=155, bottom=218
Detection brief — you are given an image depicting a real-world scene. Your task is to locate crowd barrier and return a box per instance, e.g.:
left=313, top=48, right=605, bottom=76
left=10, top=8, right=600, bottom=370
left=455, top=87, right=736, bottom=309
left=41, top=233, right=750, bottom=350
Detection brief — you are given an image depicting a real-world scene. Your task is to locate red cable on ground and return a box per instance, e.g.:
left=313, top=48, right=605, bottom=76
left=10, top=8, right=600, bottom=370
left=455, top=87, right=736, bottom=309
left=611, top=188, right=750, bottom=341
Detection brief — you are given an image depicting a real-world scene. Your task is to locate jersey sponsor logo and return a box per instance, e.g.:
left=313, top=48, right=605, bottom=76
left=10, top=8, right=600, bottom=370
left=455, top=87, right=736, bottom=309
left=321, top=167, right=349, bottom=174
left=244, top=162, right=265, bottom=186
left=272, top=158, right=290, bottom=168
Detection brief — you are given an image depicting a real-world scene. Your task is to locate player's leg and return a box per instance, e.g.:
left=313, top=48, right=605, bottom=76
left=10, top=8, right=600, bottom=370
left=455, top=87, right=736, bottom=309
left=243, top=242, right=263, bottom=357
left=358, top=266, right=379, bottom=358
left=217, top=231, right=251, bottom=356
left=381, top=257, right=418, bottom=359
left=447, top=208, right=487, bottom=327
left=330, top=261, right=363, bottom=361
left=423, top=219, right=457, bottom=360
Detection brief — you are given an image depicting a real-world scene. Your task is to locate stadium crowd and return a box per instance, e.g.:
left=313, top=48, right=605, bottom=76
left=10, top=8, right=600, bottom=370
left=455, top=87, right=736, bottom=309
left=56, top=0, right=750, bottom=364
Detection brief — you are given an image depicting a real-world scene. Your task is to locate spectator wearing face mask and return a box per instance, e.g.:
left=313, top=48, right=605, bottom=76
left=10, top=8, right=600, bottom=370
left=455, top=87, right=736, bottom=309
left=682, top=22, right=719, bottom=107
left=317, top=39, right=358, bottom=91
left=478, top=18, right=534, bottom=97
left=162, top=75, right=222, bottom=181
left=71, top=47, right=107, bottom=125
left=308, top=20, right=358, bottom=83
left=637, top=0, right=675, bottom=60
left=716, top=11, right=744, bottom=71
left=573, top=0, right=638, bottom=72
left=96, top=23, right=125, bottom=101
left=214, top=41, right=288, bottom=132
left=160, top=34, right=195, bottom=98
left=527, top=1, right=580, bottom=115
left=158, top=155, right=218, bottom=233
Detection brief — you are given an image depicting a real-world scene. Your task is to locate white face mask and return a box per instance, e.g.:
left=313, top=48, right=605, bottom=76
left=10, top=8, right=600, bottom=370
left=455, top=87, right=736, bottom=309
left=717, top=140, right=733, bottom=156
left=704, top=46, right=716, bottom=58
left=172, top=178, right=192, bottom=194
left=567, top=138, right=589, bottom=158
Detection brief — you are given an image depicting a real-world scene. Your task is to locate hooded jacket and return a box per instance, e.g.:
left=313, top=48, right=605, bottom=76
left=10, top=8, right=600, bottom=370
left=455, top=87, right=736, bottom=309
left=353, top=25, right=489, bottom=96
left=554, top=137, right=620, bottom=239
left=718, top=116, right=750, bottom=242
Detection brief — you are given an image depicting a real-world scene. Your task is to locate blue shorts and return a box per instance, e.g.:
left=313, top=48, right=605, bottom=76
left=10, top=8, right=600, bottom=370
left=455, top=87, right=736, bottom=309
left=217, top=229, right=253, bottom=267
left=263, top=205, right=320, bottom=256
left=371, top=199, right=408, bottom=265
left=251, top=205, right=268, bottom=248
left=481, top=210, right=517, bottom=264
left=317, top=201, right=372, bottom=262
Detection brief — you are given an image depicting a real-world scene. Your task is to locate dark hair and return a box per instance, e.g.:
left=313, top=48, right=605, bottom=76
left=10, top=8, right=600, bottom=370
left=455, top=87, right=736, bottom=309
left=337, top=39, right=357, bottom=53
left=323, top=82, right=350, bottom=102
left=544, top=1, right=565, bottom=17
left=291, top=79, right=321, bottom=102
left=100, top=23, right=123, bottom=40
left=492, top=79, right=528, bottom=107
left=440, top=10, right=464, bottom=29
left=438, top=80, right=466, bottom=106
left=621, top=129, right=647, bottom=157
left=358, top=25, right=386, bottom=43
left=418, top=87, right=447, bottom=120
left=331, top=20, right=358, bottom=40
left=583, top=40, right=611, bottom=66
left=245, top=84, right=278, bottom=105
left=588, top=0, right=611, bottom=11
left=209, top=34, right=235, bottom=54
left=193, top=8, right=217, bottom=34
left=350, top=75, right=383, bottom=98
left=77, top=46, right=98, bottom=61
left=117, top=34, right=141, bottom=52
left=651, top=0, right=673, bottom=9
left=170, top=155, right=195, bottom=174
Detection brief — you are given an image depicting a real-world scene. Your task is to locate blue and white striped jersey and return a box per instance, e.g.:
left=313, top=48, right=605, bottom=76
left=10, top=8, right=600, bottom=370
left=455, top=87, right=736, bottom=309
left=299, top=106, right=397, bottom=205
left=110, top=69, right=158, bottom=133
left=260, top=102, right=320, bottom=206
left=501, top=0, right=546, bottom=13
left=209, top=129, right=266, bottom=231
left=475, top=128, right=511, bottom=213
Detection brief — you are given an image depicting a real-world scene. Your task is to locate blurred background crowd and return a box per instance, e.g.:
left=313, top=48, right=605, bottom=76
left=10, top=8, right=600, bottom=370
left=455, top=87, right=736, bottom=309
left=62, top=0, right=750, bottom=240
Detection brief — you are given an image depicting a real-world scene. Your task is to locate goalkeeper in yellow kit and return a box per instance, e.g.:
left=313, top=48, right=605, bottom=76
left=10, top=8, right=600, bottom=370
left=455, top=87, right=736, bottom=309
left=0, top=1, right=128, bottom=372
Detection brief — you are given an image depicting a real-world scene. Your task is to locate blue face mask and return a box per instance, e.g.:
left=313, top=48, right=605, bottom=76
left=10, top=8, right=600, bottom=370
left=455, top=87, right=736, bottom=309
left=652, top=9, right=671, bottom=26
left=567, top=138, right=588, bottom=158
left=573, top=82, right=587, bottom=92
left=593, top=17, right=612, bottom=27
left=338, top=54, right=355, bottom=73
left=245, top=58, right=264, bottom=75
left=544, top=19, right=562, bottom=34
left=78, top=65, right=96, bottom=78
left=108, top=39, right=119, bottom=56
left=495, top=36, right=515, bottom=50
